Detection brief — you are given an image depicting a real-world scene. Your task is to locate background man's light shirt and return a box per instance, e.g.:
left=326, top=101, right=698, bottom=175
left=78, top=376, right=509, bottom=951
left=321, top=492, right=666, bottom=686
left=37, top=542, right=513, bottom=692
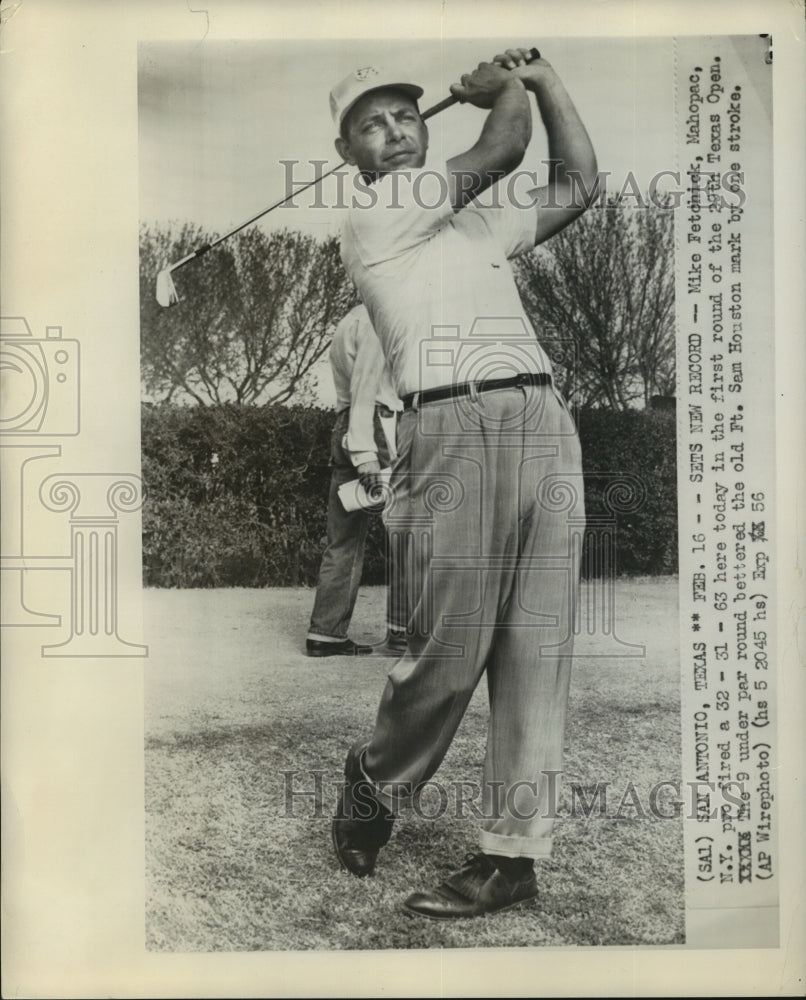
left=329, top=304, right=401, bottom=466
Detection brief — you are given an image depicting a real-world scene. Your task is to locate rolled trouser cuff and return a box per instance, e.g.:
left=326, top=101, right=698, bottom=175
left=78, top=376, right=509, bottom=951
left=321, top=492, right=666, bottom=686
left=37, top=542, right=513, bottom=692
left=478, top=830, right=554, bottom=860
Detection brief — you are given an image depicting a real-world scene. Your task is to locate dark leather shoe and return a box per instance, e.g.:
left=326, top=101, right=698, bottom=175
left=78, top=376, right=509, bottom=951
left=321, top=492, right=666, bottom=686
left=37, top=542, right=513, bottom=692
left=306, top=638, right=373, bottom=657
left=331, top=742, right=394, bottom=877
left=402, top=854, right=538, bottom=919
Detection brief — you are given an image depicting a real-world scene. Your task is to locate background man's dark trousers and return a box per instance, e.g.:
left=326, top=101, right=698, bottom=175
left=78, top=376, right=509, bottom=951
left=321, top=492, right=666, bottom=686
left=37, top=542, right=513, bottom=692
left=308, top=405, right=404, bottom=642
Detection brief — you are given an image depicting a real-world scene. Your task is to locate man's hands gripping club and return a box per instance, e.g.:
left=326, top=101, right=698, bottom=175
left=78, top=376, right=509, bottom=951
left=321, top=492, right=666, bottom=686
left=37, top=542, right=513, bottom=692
left=448, top=48, right=551, bottom=107
left=448, top=46, right=598, bottom=238
left=445, top=48, right=548, bottom=209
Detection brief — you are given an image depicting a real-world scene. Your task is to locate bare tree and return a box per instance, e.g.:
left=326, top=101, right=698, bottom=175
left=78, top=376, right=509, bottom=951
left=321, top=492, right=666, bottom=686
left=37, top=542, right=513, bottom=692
left=514, top=197, right=675, bottom=409
left=627, top=206, right=676, bottom=404
left=139, top=224, right=355, bottom=405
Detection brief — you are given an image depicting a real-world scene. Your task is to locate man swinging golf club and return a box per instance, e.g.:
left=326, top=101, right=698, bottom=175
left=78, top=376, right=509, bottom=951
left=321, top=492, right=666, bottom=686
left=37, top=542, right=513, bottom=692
left=329, top=47, right=597, bottom=919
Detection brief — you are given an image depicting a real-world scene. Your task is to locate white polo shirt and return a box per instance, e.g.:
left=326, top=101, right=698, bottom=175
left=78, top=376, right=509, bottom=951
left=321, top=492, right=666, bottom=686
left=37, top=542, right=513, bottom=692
left=340, top=163, right=553, bottom=398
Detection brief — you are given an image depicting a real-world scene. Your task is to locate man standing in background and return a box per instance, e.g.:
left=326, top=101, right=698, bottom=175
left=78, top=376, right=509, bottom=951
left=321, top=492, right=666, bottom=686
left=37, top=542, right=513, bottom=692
left=306, top=303, right=405, bottom=657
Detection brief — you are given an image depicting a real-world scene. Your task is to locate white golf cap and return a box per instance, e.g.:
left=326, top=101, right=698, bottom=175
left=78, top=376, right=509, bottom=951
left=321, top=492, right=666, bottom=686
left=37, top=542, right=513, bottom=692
left=330, top=66, right=423, bottom=131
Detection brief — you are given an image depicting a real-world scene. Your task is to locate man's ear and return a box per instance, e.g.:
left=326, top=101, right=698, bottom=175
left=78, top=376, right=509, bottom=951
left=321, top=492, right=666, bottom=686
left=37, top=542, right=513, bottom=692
left=335, top=136, right=355, bottom=165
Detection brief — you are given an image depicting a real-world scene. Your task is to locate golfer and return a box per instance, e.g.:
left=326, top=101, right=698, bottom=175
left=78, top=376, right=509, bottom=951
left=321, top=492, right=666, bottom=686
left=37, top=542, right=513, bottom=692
left=306, top=303, right=405, bottom=657
left=329, top=48, right=597, bottom=919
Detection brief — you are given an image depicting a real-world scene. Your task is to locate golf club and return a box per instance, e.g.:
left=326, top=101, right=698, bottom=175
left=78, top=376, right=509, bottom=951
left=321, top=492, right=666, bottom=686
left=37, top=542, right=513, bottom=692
left=155, top=47, right=540, bottom=307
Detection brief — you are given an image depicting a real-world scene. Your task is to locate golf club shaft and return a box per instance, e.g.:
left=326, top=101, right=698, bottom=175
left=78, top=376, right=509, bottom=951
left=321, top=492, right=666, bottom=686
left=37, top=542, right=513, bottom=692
left=164, top=47, right=541, bottom=276
left=166, top=161, right=347, bottom=272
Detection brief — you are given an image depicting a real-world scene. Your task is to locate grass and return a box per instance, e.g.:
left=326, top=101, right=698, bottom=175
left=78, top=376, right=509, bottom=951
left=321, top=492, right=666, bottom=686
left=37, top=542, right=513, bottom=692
left=144, top=577, right=683, bottom=951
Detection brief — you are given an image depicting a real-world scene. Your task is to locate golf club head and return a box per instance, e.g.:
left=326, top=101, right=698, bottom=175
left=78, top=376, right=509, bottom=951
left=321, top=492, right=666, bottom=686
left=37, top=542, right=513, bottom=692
left=156, top=267, right=180, bottom=307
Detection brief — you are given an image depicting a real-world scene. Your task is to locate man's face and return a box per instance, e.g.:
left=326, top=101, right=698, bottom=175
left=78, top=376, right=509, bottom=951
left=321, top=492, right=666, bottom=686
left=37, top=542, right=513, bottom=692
left=336, top=89, right=428, bottom=177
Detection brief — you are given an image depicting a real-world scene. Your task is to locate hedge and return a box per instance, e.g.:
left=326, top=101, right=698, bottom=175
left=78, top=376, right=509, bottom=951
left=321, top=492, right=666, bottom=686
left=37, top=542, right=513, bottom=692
left=141, top=402, right=677, bottom=588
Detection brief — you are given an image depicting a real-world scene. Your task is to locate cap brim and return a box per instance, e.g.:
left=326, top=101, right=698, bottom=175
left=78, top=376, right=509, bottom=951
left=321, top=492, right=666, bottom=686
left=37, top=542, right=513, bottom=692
left=340, top=82, right=425, bottom=130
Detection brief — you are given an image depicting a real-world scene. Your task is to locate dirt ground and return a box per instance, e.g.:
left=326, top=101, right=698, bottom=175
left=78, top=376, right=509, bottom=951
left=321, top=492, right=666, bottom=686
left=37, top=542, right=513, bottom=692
left=144, top=577, right=683, bottom=951
left=144, top=578, right=679, bottom=736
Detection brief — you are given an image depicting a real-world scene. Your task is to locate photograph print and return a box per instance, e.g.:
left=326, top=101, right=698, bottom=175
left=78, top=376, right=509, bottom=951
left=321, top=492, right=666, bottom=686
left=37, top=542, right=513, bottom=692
left=138, top=32, right=738, bottom=953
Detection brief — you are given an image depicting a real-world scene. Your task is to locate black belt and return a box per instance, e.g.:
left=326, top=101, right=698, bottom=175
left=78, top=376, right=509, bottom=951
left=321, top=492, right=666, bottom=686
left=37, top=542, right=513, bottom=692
left=402, top=372, right=551, bottom=411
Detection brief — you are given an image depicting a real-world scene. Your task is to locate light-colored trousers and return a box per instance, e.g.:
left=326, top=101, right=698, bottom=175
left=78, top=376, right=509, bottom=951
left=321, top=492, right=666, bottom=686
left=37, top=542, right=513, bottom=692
left=365, top=384, right=585, bottom=859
